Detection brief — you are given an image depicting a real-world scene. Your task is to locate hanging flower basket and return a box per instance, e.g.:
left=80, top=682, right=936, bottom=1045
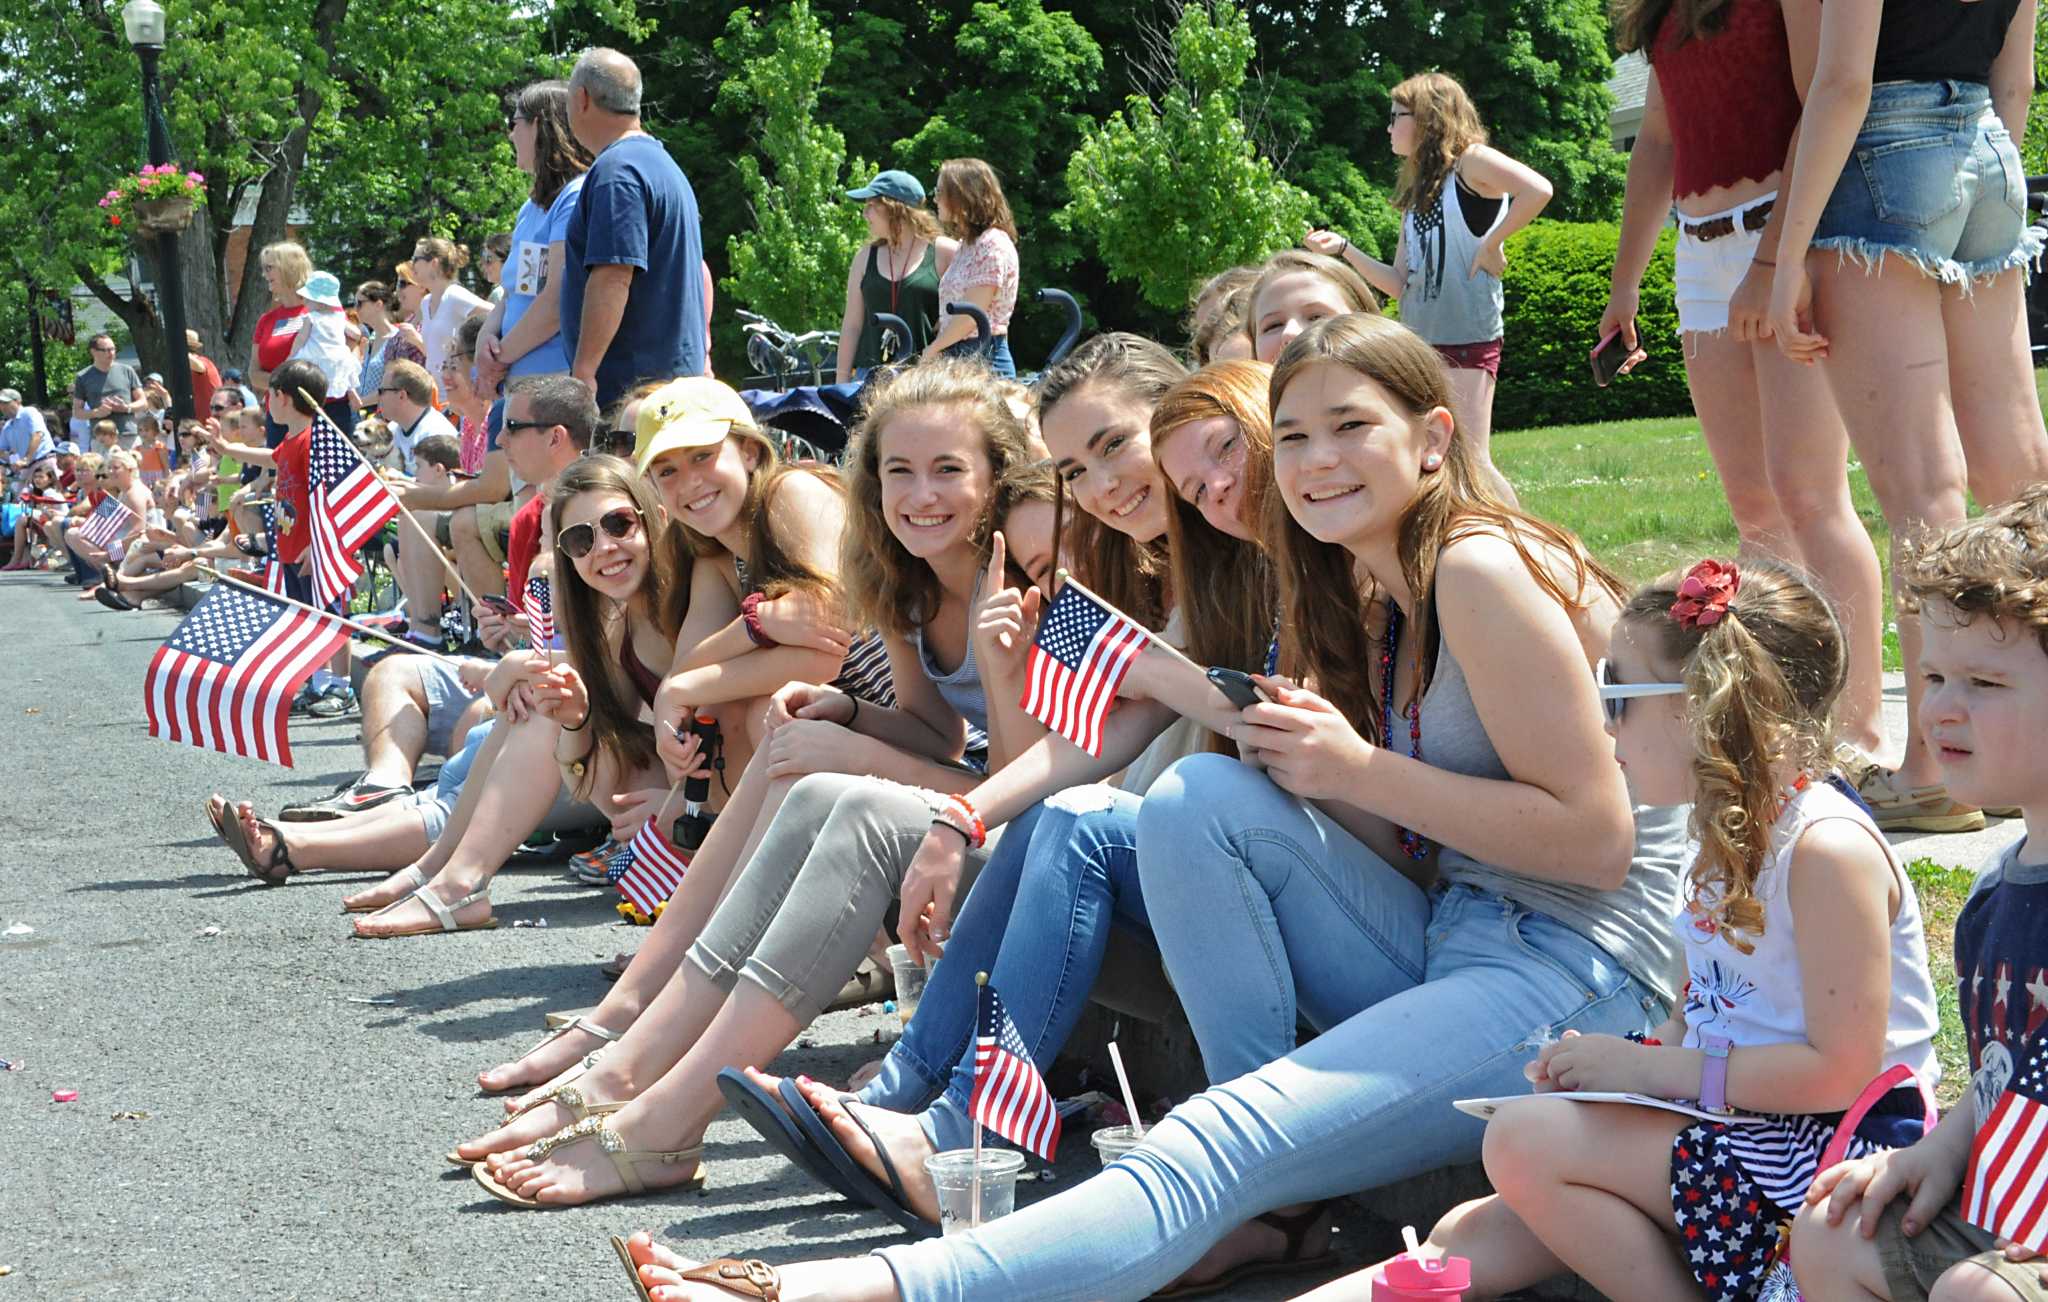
left=101, top=163, right=205, bottom=235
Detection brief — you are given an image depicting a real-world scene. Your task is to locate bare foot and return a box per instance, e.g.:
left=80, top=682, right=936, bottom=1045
left=1160, top=1205, right=1333, bottom=1293
left=792, top=1075, right=940, bottom=1222
left=339, top=864, right=427, bottom=914
left=459, top=1061, right=625, bottom=1167
left=349, top=874, right=492, bottom=938
left=484, top=1109, right=702, bottom=1206
left=477, top=1023, right=610, bottom=1095
left=232, top=801, right=291, bottom=865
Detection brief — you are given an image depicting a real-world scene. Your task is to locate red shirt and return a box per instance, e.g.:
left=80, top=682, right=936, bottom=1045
left=271, top=427, right=312, bottom=565
left=253, top=305, right=308, bottom=374
left=1652, top=0, right=1804, bottom=200
left=506, top=493, right=545, bottom=596
left=189, top=352, right=221, bottom=418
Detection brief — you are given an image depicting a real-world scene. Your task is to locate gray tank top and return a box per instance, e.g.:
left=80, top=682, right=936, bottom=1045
left=1398, top=167, right=1506, bottom=347
left=1419, top=636, right=1688, bottom=1006
left=911, top=572, right=990, bottom=766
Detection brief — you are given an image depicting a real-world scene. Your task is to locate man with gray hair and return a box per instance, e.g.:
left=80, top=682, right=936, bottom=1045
left=563, top=47, right=706, bottom=407
left=0, top=389, right=56, bottom=471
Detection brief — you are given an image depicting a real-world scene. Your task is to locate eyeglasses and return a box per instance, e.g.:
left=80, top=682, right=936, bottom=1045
left=92, top=344, right=115, bottom=353
left=1389, top=107, right=1413, bottom=122
left=376, top=386, right=403, bottom=395
left=506, top=114, right=530, bottom=130
left=210, top=403, right=236, bottom=412
left=557, top=506, right=643, bottom=559
left=500, top=418, right=552, bottom=436
left=1595, top=658, right=1686, bottom=726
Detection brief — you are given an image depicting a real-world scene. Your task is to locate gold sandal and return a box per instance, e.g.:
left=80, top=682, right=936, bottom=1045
left=445, top=1057, right=619, bottom=1167
left=471, top=1114, right=705, bottom=1208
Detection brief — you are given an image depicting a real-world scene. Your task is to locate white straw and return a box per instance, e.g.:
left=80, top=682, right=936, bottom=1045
left=1402, top=1224, right=1422, bottom=1256
left=1108, top=1041, right=1144, bottom=1139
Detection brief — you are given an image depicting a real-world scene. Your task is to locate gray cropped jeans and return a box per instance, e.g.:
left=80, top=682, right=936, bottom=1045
left=685, top=772, right=992, bottom=1025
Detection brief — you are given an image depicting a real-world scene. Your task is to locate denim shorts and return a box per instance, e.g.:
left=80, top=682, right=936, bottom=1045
left=1813, top=80, right=2042, bottom=284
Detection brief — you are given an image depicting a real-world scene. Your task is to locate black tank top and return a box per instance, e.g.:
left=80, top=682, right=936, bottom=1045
left=1873, top=0, right=2021, bottom=84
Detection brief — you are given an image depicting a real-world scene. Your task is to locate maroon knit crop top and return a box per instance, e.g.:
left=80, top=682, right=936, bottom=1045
left=1651, top=0, right=1803, bottom=199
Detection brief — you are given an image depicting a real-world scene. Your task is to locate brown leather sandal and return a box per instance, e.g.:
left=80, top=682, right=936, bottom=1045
left=674, top=1258, right=783, bottom=1300
left=1148, top=1200, right=1337, bottom=1298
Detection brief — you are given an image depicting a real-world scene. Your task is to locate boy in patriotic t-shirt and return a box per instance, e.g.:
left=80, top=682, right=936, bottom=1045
left=1791, top=488, right=2048, bottom=1302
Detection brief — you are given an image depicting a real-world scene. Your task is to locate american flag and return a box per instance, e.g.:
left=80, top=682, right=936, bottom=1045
left=259, top=501, right=286, bottom=594
left=1963, top=1032, right=2048, bottom=1252
left=1020, top=579, right=1151, bottom=757
left=307, top=412, right=399, bottom=608
left=971, top=982, right=1060, bottom=1161
left=524, top=574, right=554, bottom=647
left=612, top=816, right=688, bottom=916
left=77, top=495, right=136, bottom=549
left=142, top=582, right=350, bottom=767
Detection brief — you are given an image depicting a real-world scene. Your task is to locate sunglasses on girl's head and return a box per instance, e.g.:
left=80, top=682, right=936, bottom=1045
left=1595, top=657, right=1686, bottom=726
left=557, top=506, right=643, bottom=559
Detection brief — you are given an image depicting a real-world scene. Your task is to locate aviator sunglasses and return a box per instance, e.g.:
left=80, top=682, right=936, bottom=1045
left=1595, top=657, right=1686, bottom=726
left=557, top=506, right=643, bottom=559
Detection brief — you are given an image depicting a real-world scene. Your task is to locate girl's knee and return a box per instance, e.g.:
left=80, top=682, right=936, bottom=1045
left=1928, top=1262, right=2025, bottom=1302
left=1479, top=1097, right=1575, bottom=1199
left=1788, top=1200, right=1873, bottom=1292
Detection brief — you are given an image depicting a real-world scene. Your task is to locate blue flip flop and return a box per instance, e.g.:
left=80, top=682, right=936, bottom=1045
left=715, top=1068, right=861, bottom=1203
left=781, top=1077, right=938, bottom=1239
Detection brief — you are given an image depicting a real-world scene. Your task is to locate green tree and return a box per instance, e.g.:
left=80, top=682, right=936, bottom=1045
left=1061, top=1, right=1313, bottom=311
left=717, top=0, right=874, bottom=334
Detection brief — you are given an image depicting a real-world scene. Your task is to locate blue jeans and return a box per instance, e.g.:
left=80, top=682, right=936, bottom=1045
left=1814, top=80, right=2042, bottom=283
left=942, top=335, right=1015, bottom=378
left=855, top=787, right=1151, bottom=1151
left=875, top=753, right=1663, bottom=1301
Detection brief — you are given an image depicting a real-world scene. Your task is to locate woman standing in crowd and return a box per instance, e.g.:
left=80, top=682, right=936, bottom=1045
left=836, top=170, right=955, bottom=381
left=1598, top=0, right=1888, bottom=775
left=351, top=281, right=407, bottom=415
left=248, top=243, right=313, bottom=438
left=924, top=159, right=1020, bottom=377
left=1307, top=72, right=1551, bottom=500
left=619, top=312, right=1690, bottom=1301
left=476, top=79, right=592, bottom=391
left=412, top=237, right=490, bottom=377
left=460, top=362, right=1053, bottom=1207
left=1764, top=0, right=2048, bottom=831
left=1244, top=248, right=1381, bottom=364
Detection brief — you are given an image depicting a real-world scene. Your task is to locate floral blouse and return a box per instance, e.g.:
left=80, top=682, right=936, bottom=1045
left=937, top=228, right=1019, bottom=336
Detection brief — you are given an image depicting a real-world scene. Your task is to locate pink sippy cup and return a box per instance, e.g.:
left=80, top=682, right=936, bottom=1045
left=1371, top=1247, right=1471, bottom=1301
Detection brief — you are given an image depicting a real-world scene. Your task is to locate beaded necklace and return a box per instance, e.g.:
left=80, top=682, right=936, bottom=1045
left=1380, top=600, right=1430, bottom=860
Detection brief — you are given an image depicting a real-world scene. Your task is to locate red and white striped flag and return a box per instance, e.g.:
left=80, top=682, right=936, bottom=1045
left=307, top=413, right=399, bottom=607
left=524, top=573, right=555, bottom=647
left=1963, top=1034, right=2048, bottom=1252
left=259, top=501, right=287, bottom=594
left=1021, top=578, right=1151, bottom=757
left=611, top=816, right=688, bottom=916
left=143, top=582, right=351, bottom=767
left=77, top=495, right=136, bottom=549
left=971, top=981, right=1061, bottom=1161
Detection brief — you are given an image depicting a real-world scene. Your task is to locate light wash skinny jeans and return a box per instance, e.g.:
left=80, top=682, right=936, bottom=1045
left=854, top=785, right=1151, bottom=1151
left=876, top=752, right=1663, bottom=1301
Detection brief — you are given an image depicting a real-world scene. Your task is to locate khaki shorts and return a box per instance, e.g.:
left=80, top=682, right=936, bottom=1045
left=475, top=498, right=516, bottom=565
left=1875, top=1197, right=2048, bottom=1301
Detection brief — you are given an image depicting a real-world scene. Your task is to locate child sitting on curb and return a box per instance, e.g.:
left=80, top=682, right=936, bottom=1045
left=1791, top=484, right=2048, bottom=1302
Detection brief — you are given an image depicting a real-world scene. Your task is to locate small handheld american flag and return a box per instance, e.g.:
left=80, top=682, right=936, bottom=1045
left=306, top=408, right=400, bottom=608
left=1963, top=1033, right=2048, bottom=1252
left=971, top=979, right=1060, bottom=1161
left=77, top=496, right=136, bottom=550
left=613, top=816, right=688, bottom=917
left=258, top=501, right=287, bottom=594
left=143, top=581, right=352, bottom=767
left=524, top=574, right=555, bottom=647
left=1020, top=578, right=1151, bottom=757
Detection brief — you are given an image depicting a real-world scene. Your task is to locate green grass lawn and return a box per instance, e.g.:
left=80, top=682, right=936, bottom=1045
left=1905, top=857, right=1978, bottom=1109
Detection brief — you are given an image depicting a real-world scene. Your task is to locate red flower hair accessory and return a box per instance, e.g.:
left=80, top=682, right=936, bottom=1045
left=1671, top=558, right=1739, bottom=630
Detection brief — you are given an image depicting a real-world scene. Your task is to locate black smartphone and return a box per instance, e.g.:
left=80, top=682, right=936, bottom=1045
left=1206, top=666, right=1265, bottom=709
left=478, top=594, right=519, bottom=616
left=1589, top=321, right=1639, bottom=388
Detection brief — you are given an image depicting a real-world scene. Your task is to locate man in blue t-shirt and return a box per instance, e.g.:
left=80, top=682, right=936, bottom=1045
left=562, top=48, right=706, bottom=408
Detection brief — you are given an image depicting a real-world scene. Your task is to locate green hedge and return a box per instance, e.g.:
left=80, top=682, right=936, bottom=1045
left=1494, top=220, right=1693, bottom=431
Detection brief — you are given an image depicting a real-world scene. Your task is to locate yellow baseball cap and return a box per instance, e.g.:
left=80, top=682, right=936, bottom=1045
left=633, top=377, right=754, bottom=472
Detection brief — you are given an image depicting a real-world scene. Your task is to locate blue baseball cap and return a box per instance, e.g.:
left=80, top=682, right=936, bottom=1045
left=846, top=170, right=925, bottom=206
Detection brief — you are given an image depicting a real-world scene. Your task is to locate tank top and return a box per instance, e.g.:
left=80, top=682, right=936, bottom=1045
left=1419, top=632, right=1689, bottom=1004
left=1652, top=0, right=1804, bottom=199
left=1399, top=169, right=1506, bottom=347
left=911, top=571, right=990, bottom=767
left=1873, top=0, right=2021, bottom=84
left=620, top=634, right=662, bottom=706
left=853, top=241, right=941, bottom=372
left=1678, top=779, right=1940, bottom=1079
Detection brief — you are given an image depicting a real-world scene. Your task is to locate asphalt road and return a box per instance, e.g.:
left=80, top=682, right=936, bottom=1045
left=0, top=573, right=1342, bottom=1302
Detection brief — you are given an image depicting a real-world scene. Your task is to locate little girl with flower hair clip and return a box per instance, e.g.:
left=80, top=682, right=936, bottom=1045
left=1371, top=557, right=1944, bottom=1302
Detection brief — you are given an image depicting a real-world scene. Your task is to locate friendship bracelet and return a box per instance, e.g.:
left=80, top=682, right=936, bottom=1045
left=1752, top=257, right=1776, bottom=267
left=740, top=592, right=776, bottom=648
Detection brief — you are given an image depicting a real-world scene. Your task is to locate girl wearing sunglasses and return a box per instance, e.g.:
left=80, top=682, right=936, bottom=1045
left=461, top=359, right=1056, bottom=1208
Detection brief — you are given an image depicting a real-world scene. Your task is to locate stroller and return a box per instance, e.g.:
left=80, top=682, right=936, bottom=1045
left=736, top=289, right=1085, bottom=464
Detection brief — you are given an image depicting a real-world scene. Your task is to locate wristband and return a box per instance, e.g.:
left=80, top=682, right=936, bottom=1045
left=562, top=705, right=590, bottom=732
left=844, top=692, right=859, bottom=728
left=740, top=592, right=776, bottom=648
left=933, top=794, right=986, bottom=849
left=929, top=817, right=972, bottom=846
left=1699, top=1034, right=1733, bottom=1114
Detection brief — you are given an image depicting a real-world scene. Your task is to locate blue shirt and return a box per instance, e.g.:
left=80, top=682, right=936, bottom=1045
left=1954, top=839, right=2048, bottom=1099
left=563, top=133, right=705, bottom=406
left=503, top=176, right=586, bottom=379
left=1, top=407, right=52, bottom=464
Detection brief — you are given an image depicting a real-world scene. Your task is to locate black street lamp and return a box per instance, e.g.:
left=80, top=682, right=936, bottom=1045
left=121, top=0, right=193, bottom=427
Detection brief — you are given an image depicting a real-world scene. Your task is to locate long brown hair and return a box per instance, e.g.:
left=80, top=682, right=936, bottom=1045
left=936, top=158, right=1019, bottom=244
left=1390, top=72, right=1488, bottom=216
left=840, top=359, right=1044, bottom=637
left=671, top=424, right=841, bottom=605
left=1268, top=314, right=1622, bottom=738
left=549, top=456, right=684, bottom=793
left=1612, top=0, right=1734, bottom=54
left=1151, top=359, right=1277, bottom=675
left=870, top=195, right=942, bottom=248
left=1034, top=333, right=1190, bottom=632
left=517, top=79, right=596, bottom=210
left=1622, top=560, right=1845, bottom=953
left=1187, top=264, right=1259, bottom=363
left=1243, top=250, right=1381, bottom=353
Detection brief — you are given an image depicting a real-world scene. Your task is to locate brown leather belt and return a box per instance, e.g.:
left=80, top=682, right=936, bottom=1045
left=1680, top=198, right=1774, bottom=242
